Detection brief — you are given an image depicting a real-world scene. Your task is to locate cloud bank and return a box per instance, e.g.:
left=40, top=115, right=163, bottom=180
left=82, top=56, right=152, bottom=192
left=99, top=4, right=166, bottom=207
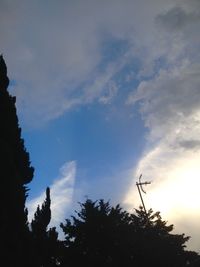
left=0, top=0, right=176, bottom=126
left=124, top=1, right=200, bottom=252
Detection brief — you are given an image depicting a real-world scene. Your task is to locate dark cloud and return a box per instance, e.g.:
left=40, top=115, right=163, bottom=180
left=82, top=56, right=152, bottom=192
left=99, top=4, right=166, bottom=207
left=156, top=3, right=200, bottom=32
left=156, top=7, right=190, bottom=31
left=178, top=139, right=200, bottom=150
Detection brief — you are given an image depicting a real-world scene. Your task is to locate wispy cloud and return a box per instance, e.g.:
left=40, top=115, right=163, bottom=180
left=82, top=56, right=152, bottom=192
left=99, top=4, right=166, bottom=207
left=27, top=161, right=76, bottom=228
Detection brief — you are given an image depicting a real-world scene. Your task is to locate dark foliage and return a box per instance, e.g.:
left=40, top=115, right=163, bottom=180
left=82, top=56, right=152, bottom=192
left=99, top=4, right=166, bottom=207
left=31, top=187, right=61, bottom=267
left=60, top=199, right=199, bottom=267
left=0, top=55, right=60, bottom=267
left=31, top=187, right=51, bottom=236
left=0, top=55, right=34, bottom=266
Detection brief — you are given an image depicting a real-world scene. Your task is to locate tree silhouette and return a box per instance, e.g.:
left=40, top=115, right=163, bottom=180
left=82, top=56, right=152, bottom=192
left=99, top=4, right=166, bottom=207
left=131, top=207, right=199, bottom=266
left=0, top=55, right=62, bottom=267
left=0, top=55, right=34, bottom=266
left=60, top=199, right=199, bottom=267
left=31, top=187, right=51, bottom=237
left=31, top=187, right=61, bottom=267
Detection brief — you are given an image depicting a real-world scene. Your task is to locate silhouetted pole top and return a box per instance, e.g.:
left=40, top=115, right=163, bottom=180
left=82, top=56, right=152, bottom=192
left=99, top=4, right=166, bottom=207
left=136, top=174, right=151, bottom=215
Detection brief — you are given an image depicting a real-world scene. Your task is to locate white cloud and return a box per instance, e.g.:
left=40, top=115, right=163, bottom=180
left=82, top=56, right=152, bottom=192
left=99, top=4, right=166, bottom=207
left=124, top=0, right=200, bottom=252
left=27, top=161, right=76, bottom=228
left=0, top=0, right=177, bottom=127
left=128, top=61, right=200, bottom=142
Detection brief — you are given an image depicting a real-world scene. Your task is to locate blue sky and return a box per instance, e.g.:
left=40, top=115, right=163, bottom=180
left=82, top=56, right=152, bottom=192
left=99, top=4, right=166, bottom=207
left=24, top=101, right=145, bottom=200
left=1, top=0, right=200, bottom=252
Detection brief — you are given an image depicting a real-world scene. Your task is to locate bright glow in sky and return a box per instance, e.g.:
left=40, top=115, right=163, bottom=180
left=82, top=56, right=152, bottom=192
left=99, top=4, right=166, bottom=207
left=1, top=0, right=200, bottom=252
left=124, top=144, right=200, bottom=251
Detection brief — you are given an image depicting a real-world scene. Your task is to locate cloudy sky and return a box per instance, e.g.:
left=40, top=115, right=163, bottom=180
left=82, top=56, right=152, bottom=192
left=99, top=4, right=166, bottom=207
left=1, top=0, right=200, bottom=252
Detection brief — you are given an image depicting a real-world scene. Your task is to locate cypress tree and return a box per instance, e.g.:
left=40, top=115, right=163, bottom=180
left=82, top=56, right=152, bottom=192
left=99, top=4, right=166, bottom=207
left=31, top=187, right=60, bottom=267
left=0, top=55, right=34, bottom=266
left=31, top=187, right=51, bottom=237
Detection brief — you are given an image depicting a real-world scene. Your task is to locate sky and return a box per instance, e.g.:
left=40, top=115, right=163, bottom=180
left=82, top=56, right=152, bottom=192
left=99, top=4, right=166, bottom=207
left=0, top=0, right=200, bottom=252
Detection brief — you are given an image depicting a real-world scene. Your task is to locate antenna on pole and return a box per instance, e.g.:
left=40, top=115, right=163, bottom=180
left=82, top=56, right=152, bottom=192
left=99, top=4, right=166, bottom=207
left=136, top=174, right=151, bottom=215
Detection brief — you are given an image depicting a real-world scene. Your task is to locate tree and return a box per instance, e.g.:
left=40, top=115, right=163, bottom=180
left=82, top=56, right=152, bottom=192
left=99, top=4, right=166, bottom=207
left=31, top=187, right=51, bottom=237
left=60, top=199, right=199, bottom=267
left=0, top=55, right=34, bottom=266
left=31, top=187, right=61, bottom=267
left=130, top=207, right=199, bottom=267
left=0, top=55, right=62, bottom=267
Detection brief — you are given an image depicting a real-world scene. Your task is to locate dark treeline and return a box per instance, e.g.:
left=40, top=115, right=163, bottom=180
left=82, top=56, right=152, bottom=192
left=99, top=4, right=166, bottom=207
left=0, top=56, right=199, bottom=267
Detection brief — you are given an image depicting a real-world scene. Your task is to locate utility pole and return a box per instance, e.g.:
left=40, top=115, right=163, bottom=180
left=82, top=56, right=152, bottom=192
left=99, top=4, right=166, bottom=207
left=136, top=174, right=151, bottom=215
